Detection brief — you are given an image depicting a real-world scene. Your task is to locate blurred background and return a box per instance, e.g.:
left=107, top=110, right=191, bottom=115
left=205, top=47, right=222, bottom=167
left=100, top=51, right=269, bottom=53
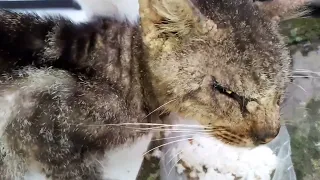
left=0, top=0, right=87, bottom=22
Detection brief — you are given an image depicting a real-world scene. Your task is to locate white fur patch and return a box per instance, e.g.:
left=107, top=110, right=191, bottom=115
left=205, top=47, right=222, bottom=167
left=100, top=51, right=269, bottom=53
left=24, top=173, right=47, bottom=180
left=101, top=132, right=153, bottom=180
left=23, top=133, right=153, bottom=180
left=76, top=0, right=140, bottom=23
left=0, top=92, right=18, bottom=137
left=24, top=167, right=48, bottom=180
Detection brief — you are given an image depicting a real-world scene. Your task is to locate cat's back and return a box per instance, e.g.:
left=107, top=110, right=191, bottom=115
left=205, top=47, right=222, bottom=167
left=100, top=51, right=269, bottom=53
left=0, top=8, right=151, bottom=179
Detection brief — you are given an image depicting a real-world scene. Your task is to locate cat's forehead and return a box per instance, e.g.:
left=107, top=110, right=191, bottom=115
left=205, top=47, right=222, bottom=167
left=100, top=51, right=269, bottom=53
left=192, top=0, right=279, bottom=49
left=192, top=0, right=265, bottom=24
left=188, top=1, right=290, bottom=93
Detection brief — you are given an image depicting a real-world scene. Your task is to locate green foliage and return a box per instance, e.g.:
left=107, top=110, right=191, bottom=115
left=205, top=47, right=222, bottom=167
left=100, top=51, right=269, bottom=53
left=138, top=156, right=161, bottom=180
left=290, top=99, right=320, bottom=180
left=280, top=18, right=320, bottom=45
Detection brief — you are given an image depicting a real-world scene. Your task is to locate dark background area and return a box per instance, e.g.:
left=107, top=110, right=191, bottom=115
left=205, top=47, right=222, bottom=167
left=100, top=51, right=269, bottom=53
left=0, top=0, right=81, bottom=9
left=309, top=4, right=320, bottom=17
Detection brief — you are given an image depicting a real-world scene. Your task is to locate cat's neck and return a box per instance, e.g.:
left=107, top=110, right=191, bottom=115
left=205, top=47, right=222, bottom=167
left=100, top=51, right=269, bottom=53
left=93, top=18, right=160, bottom=119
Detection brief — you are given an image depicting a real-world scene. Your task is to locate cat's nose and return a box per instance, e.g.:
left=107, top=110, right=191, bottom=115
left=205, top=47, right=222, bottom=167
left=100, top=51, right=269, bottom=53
left=252, top=125, right=280, bottom=145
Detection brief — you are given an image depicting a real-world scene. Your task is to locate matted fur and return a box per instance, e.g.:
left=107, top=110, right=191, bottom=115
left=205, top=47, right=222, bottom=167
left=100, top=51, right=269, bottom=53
left=0, top=0, right=310, bottom=179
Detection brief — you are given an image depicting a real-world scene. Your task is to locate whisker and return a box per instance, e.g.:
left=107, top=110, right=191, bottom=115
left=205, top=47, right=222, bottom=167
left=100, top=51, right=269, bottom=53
left=124, top=126, right=212, bottom=131
left=68, top=123, right=213, bottom=131
left=143, top=138, right=193, bottom=156
left=130, top=127, right=214, bottom=134
left=114, top=124, right=218, bottom=132
left=161, top=145, right=175, bottom=164
left=290, top=76, right=320, bottom=79
left=133, top=126, right=223, bottom=132
left=166, top=149, right=183, bottom=166
left=294, top=69, right=320, bottom=75
left=152, top=133, right=210, bottom=142
left=141, top=98, right=178, bottom=120
left=70, top=124, right=214, bottom=133
left=281, top=105, right=312, bottom=112
left=168, top=154, right=184, bottom=176
left=91, top=154, right=105, bottom=169
left=289, top=82, right=307, bottom=94
left=116, top=122, right=211, bottom=128
left=159, top=109, right=170, bottom=116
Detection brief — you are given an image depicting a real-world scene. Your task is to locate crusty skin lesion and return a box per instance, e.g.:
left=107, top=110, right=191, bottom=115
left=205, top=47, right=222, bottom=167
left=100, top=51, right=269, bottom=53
left=0, top=0, right=309, bottom=179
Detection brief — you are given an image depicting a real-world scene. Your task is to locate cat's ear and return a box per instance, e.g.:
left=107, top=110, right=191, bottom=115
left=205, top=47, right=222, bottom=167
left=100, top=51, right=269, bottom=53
left=254, top=0, right=311, bottom=21
left=138, top=0, right=217, bottom=51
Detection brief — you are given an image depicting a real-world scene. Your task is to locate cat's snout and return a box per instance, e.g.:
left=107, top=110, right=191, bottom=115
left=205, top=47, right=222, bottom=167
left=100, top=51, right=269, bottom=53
left=246, top=101, right=281, bottom=145
left=251, top=124, right=280, bottom=145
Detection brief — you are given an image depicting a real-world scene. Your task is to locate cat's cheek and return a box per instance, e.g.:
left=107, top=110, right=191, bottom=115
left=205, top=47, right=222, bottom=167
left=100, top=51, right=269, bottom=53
left=101, top=132, right=153, bottom=180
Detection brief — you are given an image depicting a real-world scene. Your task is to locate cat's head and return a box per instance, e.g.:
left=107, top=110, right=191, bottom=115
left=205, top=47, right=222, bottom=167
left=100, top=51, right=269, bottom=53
left=139, top=0, right=309, bottom=147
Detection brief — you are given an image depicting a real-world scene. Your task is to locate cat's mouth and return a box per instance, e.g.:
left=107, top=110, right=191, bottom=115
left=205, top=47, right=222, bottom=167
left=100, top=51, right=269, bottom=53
left=164, top=110, right=280, bottom=147
left=212, top=131, right=277, bottom=147
left=251, top=123, right=281, bottom=145
left=203, top=116, right=281, bottom=147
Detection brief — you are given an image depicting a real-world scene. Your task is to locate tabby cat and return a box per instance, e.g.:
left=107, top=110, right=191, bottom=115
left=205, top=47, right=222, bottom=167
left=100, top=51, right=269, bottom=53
left=0, top=0, right=309, bottom=179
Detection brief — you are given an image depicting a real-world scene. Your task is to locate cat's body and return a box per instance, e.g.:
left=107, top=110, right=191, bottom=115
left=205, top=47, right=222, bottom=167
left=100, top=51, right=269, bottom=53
left=0, top=0, right=309, bottom=179
left=0, top=11, right=156, bottom=179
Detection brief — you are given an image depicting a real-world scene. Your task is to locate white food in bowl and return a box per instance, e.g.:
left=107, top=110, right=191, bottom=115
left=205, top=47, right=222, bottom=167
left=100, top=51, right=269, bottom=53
left=158, top=113, right=278, bottom=180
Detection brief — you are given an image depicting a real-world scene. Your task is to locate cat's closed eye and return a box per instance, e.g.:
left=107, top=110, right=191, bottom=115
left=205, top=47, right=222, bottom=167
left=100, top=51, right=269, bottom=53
left=211, top=76, right=254, bottom=114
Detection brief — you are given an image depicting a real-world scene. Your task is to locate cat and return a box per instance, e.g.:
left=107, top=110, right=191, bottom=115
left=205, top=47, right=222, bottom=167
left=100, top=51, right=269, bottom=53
left=0, top=0, right=309, bottom=179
